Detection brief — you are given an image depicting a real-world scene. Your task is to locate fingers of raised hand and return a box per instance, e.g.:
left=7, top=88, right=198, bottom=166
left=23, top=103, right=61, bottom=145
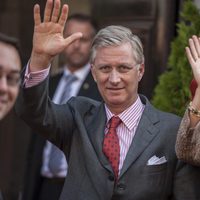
left=186, top=46, right=200, bottom=83
left=188, top=36, right=200, bottom=62
left=189, top=38, right=199, bottom=61
left=34, top=4, right=41, bottom=26
left=186, top=46, right=195, bottom=66
left=64, top=32, right=83, bottom=47
left=58, top=4, right=68, bottom=27
left=44, top=0, right=53, bottom=22
left=42, top=0, right=67, bottom=26
left=51, top=0, right=61, bottom=23
left=193, top=35, right=200, bottom=58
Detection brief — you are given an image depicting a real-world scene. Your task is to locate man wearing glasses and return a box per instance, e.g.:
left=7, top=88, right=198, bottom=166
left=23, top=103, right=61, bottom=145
left=0, top=33, right=22, bottom=199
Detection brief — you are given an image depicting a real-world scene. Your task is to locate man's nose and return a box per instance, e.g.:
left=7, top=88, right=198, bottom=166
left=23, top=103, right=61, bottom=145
left=0, top=76, right=8, bottom=92
left=108, top=69, right=121, bottom=84
left=72, top=39, right=80, bottom=48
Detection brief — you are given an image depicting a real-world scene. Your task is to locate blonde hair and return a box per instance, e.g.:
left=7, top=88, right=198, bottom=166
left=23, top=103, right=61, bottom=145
left=90, top=25, right=144, bottom=65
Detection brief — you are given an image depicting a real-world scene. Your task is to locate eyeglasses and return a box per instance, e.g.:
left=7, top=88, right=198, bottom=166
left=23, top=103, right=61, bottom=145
left=0, top=71, right=21, bottom=87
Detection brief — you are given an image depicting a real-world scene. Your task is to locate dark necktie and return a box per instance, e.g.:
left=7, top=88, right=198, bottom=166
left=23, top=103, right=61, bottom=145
left=59, top=74, right=77, bottom=104
left=103, top=116, right=121, bottom=180
left=48, top=74, right=77, bottom=175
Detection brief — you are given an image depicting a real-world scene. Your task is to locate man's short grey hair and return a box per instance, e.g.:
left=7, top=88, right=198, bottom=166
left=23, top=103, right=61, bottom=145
left=90, top=25, right=144, bottom=65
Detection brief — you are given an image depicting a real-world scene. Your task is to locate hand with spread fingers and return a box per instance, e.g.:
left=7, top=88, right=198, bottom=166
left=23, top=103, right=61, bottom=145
left=185, top=35, right=200, bottom=126
left=186, top=35, right=200, bottom=87
left=30, top=0, right=82, bottom=71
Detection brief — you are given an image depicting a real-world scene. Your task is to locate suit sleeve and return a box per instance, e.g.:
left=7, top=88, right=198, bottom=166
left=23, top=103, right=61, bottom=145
left=15, top=74, right=74, bottom=150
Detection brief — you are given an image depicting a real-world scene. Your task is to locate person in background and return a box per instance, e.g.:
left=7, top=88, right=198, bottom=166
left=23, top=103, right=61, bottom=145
left=0, top=33, right=21, bottom=121
left=176, top=35, right=200, bottom=166
left=22, top=13, right=101, bottom=200
left=16, top=0, right=200, bottom=199
left=0, top=33, right=23, bottom=199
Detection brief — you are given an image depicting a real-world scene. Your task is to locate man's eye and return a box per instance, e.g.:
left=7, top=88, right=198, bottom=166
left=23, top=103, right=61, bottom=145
left=80, top=37, right=90, bottom=43
left=7, top=75, right=21, bottom=86
left=118, top=66, right=132, bottom=72
left=99, top=66, right=111, bottom=72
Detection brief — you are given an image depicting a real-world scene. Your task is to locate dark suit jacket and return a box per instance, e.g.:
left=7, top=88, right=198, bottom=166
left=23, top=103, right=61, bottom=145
left=22, top=71, right=102, bottom=200
left=0, top=110, right=31, bottom=200
left=16, top=76, right=200, bottom=200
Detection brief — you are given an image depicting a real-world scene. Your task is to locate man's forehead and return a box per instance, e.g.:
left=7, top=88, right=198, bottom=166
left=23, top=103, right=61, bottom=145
left=65, top=20, right=94, bottom=36
left=0, top=43, right=21, bottom=71
left=95, top=43, right=133, bottom=56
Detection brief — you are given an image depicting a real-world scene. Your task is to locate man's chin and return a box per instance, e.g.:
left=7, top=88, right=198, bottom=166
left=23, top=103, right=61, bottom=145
left=67, top=62, right=86, bottom=70
left=0, top=111, right=6, bottom=120
left=107, top=98, right=124, bottom=106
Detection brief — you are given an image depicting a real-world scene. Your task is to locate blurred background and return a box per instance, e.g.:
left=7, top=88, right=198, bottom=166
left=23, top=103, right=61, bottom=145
left=0, top=0, right=185, bottom=98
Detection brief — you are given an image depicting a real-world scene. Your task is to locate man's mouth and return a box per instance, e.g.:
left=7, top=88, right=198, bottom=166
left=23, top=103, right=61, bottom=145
left=107, top=87, right=123, bottom=90
left=0, top=97, right=7, bottom=105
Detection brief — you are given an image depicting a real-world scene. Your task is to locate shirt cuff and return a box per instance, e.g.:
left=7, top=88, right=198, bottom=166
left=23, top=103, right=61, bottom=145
left=24, top=63, right=50, bottom=88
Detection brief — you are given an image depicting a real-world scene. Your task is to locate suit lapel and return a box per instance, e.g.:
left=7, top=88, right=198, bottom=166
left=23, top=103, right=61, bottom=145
left=119, top=97, right=160, bottom=177
left=49, top=72, right=63, bottom=98
left=85, top=103, right=113, bottom=173
left=78, top=71, right=102, bottom=101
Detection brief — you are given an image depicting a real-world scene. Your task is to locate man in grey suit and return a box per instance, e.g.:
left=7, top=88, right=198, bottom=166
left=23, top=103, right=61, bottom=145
left=16, top=0, right=200, bottom=199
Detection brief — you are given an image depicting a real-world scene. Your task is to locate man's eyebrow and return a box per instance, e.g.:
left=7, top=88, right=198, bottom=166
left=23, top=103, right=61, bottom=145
left=0, top=66, right=20, bottom=74
left=9, top=70, right=21, bottom=73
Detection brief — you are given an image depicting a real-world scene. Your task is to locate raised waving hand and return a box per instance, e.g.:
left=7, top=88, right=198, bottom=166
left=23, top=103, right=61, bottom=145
left=186, top=35, right=200, bottom=126
left=186, top=35, right=200, bottom=87
left=30, top=0, right=82, bottom=71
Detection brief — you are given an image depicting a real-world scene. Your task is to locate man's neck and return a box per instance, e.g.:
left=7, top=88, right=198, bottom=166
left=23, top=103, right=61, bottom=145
left=65, top=64, right=85, bottom=73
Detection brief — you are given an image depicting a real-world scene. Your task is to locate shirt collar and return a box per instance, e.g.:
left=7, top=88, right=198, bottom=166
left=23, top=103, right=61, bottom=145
left=63, top=63, right=90, bottom=81
left=105, top=96, right=145, bottom=131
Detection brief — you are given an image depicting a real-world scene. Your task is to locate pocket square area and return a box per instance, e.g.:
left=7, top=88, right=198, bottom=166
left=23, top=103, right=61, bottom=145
left=147, top=155, right=167, bottom=166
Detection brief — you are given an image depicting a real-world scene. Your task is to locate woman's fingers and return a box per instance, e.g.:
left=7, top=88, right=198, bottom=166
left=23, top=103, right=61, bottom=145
left=189, top=38, right=199, bottom=61
left=186, top=46, right=195, bottom=67
left=193, top=35, right=200, bottom=58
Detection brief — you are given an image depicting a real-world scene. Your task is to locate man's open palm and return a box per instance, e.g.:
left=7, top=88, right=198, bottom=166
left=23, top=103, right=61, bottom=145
left=30, top=0, right=82, bottom=70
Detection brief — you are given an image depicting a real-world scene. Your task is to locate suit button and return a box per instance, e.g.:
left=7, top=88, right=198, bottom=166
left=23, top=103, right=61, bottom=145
left=117, top=183, right=126, bottom=190
left=108, top=175, right=115, bottom=181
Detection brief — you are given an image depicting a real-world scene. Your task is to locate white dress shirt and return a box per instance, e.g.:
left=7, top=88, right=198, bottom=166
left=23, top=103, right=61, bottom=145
left=104, top=96, right=145, bottom=174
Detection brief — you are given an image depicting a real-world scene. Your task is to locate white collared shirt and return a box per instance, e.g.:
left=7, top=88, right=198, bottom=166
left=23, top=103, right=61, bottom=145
left=104, top=96, right=145, bottom=174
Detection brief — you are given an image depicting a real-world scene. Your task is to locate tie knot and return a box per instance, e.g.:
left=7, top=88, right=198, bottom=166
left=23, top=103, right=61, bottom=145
left=65, top=74, right=77, bottom=84
left=109, top=116, right=121, bottom=129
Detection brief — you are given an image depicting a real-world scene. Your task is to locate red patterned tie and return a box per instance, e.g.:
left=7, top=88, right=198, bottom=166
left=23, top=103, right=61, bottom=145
left=103, top=116, right=121, bottom=180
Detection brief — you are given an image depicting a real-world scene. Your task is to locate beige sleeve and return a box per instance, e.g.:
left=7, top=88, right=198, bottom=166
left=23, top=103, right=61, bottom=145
left=176, top=110, right=200, bottom=166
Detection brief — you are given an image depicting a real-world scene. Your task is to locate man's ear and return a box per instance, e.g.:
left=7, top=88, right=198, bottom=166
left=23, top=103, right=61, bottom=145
left=90, top=64, right=97, bottom=82
left=138, top=63, right=145, bottom=81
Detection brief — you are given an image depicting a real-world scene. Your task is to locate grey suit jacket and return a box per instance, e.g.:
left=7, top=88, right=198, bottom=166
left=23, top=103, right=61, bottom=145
left=15, top=76, right=200, bottom=200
